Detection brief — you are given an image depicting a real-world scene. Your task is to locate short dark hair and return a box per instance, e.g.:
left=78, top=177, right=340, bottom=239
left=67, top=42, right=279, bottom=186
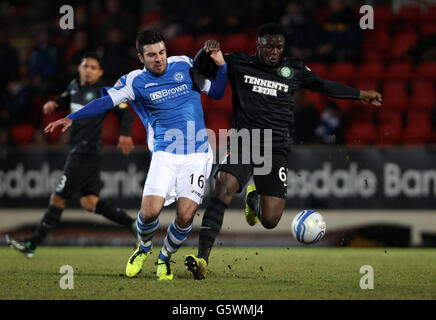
left=136, top=29, right=165, bottom=55
left=257, top=23, right=286, bottom=37
left=80, top=52, right=103, bottom=68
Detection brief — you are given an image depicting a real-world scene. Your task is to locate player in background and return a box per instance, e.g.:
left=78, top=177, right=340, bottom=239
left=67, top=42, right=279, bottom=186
left=6, top=53, right=137, bottom=258
left=185, top=23, right=382, bottom=280
left=44, top=30, right=227, bottom=280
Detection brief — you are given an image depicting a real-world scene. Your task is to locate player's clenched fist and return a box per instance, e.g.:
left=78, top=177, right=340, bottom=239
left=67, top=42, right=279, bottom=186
left=204, top=40, right=225, bottom=66
left=43, top=101, right=59, bottom=115
left=44, top=117, right=73, bottom=133
left=359, top=90, right=382, bottom=107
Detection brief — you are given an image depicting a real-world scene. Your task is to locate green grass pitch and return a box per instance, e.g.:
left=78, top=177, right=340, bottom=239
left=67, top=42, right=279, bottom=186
left=0, top=247, right=435, bottom=300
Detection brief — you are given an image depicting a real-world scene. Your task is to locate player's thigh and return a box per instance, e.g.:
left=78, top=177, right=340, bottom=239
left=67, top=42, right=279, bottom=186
left=54, top=154, right=86, bottom=200
left=142, top=151, right=178, bottom=205
left=253, top=151, right=289, bottom=199
left=259, top=195, right=286, bottom=229
left=213, top=170, right=241, bottom=205
left=176, top=151, right=213, bottom=206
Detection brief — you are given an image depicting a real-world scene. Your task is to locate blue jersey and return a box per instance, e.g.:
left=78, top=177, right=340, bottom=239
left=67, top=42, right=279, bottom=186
left=103, top=56, right=213, bottom=154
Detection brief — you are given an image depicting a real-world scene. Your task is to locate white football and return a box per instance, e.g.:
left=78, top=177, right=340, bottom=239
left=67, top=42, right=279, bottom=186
left=291, top=210, right=326, bottom=244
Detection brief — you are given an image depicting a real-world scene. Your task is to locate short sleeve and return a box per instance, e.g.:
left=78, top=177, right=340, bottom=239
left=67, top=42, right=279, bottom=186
left=101, top=70, right=141, bottom=105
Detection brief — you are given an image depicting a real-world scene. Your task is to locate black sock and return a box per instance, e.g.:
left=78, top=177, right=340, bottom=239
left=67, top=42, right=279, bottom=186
left=94, top=200, right=135, bottom=229
left=28, top=205, right=63, bottom=250
left=198, top=197, right=227, bottom=263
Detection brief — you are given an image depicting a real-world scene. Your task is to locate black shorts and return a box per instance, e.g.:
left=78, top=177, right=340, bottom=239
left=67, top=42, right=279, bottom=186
left=54, top=153, right=103, bottom=200
left=215, top=135, right=291, bottom=199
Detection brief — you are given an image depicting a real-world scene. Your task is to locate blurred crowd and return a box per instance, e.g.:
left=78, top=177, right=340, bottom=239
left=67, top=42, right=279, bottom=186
left=0, top=0, right=435, bottom=148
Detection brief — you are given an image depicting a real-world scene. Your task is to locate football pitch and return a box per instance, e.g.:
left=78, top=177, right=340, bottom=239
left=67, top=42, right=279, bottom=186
left=0, top=246, right=435, bottom=300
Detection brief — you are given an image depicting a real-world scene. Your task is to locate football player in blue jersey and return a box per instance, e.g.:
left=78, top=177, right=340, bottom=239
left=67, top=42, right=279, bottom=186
left=44, top=29, right=227, bottom=280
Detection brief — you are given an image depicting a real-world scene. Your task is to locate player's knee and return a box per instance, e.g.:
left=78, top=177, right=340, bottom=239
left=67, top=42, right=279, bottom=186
left=261, top=216, right=280, bottom=229
left=80, top=196, right=98, bottom=212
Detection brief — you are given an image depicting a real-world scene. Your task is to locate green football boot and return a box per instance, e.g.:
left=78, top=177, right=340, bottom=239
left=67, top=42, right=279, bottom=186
left=245, top=184, right=259, bottom=226
left=125, top=246, right=151, bottom=278
left=184, top=254, right=208, bottom=280
left=155, top=258, right=174, bottom=280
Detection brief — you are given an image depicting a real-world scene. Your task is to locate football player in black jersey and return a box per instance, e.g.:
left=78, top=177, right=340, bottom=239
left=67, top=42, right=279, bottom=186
left=6, top=53, right=138, bottom=258
left=185, top=23, right=382, bottom=279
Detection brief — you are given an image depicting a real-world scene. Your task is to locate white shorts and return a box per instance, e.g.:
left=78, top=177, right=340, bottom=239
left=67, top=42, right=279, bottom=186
left=143, top=149, right=213, bottom=206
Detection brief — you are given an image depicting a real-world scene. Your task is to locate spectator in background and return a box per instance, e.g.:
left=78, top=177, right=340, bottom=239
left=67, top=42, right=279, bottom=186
left=293, top=90, right=320, bottom=144
left=318, top=0, right=363, bottom=62
left=315, top=100, right=343, bottom=144
left=99, top=27, right=132, bottom=85
left=27, top=25, right=58, bottom=92
left=280, top=0, right=322, bottom=62
left=65, top=31, right=90, bottom=77
left=0, top=27, right=19, bottom=89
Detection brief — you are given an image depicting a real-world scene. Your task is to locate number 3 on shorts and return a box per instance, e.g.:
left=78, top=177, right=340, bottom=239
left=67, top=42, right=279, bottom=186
left=279, top=167, right=287, bottom=183
left=190, top=174, right=205, bottom=189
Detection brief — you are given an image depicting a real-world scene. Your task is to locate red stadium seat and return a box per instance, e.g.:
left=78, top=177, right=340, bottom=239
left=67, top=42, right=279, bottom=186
left=414, top=62, right=436, bottom=80
left=381, top=81, right=408, bottom=110
left=389, top=31, right=418, bottom=59
left=419, top=22, right=436, bottom=36
left=306, top=63, right=328, bottom=79
left=40, top=110, right=69, bottom=143
left=328, top=62, right=355, bottom=83
left=205, top=111, right=232, bottom=149
left=345, top=121, right=375, bottom=145
left=11, top=124, right=35, bottom=147
left=374, top=5, right=394, bottom=25
left=303, top=91, right=324, bottom=114
left=205, top=84, right=233, bottom=112
left=410, top=81, right=436, bottom=110
left=221, top=33, right=252, bottom=54
left=361, top=28, right=390, bottom=61
left=166, top=34, right=195, bottom=57
left=101, top=112, right=120, bottom=145
left=402, top=111, right=433, bottom=145
left=384, top=62, right=413, bottom=81
left=356, top=62, right=384, bottom=80
left=354, top=80, right=379, bottom=92
left=375, top=110, right=403, bottom=145
left=397, top=5, right=423, bottom=23
left=423, top=6, right=436, bottom=22
left=130, top=115, right=147, bottom=146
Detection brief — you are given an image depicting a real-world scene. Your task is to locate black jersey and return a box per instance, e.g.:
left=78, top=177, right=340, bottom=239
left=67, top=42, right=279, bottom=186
left=224, top=52, right=359, bottom=143
left=55, top=79, right=133, bottom=155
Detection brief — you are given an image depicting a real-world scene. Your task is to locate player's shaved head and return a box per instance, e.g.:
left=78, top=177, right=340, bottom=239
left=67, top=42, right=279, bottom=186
left=256, top=23, right=286, bottom=67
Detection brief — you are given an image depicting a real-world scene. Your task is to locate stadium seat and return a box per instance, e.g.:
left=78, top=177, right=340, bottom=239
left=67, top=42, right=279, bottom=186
left=40, top=110, right=69, bottom=143
left=345, top=121, right=375, bottom=145
left=221, top=33, right=252, bottom=54
left=389, top=31, right=418, bottom=59
left=414, top=62, right=436, bottom=80
left=384, top=62, right=412, bottom=81
left=328, top=62, right=355, bottom=83
left=361, top=28, right=390, bottom=61
left=205, top=111, right=232, bottom=148
left=205, top=83, right=233, bottom=112
left=397, top=5, right=423, bottom=24
left=306, top=63, right=328, bottom=79
left=422, top=6, right=436, bottom=22
left=381, top=81, right=408, bottom=110
left=11, top=124, right=35, bottom=147
left=410, top=81, right=436, bottom=110
left=402, top=111, right=433, bottom=145
left=303, top=91, right=324, bottom=114
left=374, top=5, right=394, bottom=25
left=130, top=115, right=147, bottom=146
left=354, top=80, right=379, bottom=92
left=419, top=21, right=436, bottom=36
left=101, top=112, right=120, bottom=145
left=356, top=62, right=384, bottom=80
left=375, top=110, right=403, bottom=145
left=166, top=34, right=195, bottom=57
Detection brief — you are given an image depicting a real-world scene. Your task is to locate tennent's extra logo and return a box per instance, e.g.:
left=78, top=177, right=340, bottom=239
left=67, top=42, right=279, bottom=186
left=150, top=84, right=189, bottom=103
left=243, top=75, right=289, bottom=97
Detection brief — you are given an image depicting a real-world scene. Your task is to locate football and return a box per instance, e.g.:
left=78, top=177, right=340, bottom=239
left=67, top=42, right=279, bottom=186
left=291, top=210, right=326, bottom=244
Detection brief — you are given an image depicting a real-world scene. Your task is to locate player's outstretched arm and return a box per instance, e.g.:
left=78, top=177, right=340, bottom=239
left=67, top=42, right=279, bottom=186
left=44, top=95, right=115, bottom=133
